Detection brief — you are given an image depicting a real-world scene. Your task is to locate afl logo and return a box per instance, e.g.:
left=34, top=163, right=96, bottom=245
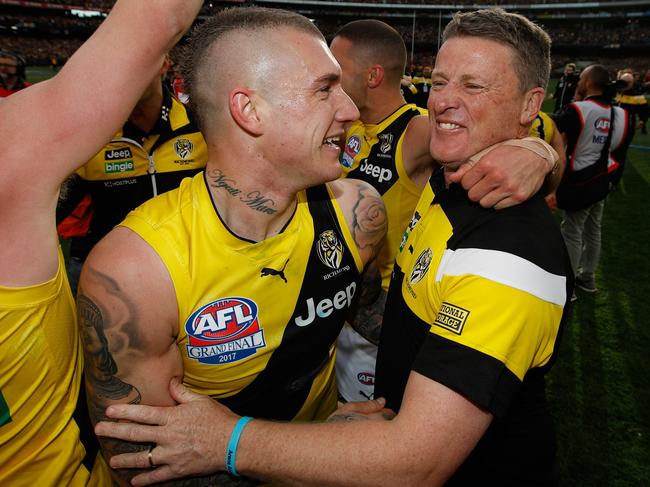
left=317, top=230, right=344, bottom=269
left=410, top=248, right=433, bottom=284
left=594, top=117, right=610, bottom=133
left=341, top=135, right=362, bottom=168
left=184, top=297, right=266, bottom=365
left=357, top=372, right=375, bottom=386
left=174, top=138, right=194, bottom=159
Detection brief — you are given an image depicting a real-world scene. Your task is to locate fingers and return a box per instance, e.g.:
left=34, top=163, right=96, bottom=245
left=168, top=376, right=204, bottom=404
left=94, top=420, right=158, bottom=444
left=446, top=162, right=473, bottom=184
left=336, top=397, right=386, bottom=414
left=130, top=466, right=177, bottom=487
left=108, top=450, right=152, bottom=470
left=103, top=403, right=167, bottom=425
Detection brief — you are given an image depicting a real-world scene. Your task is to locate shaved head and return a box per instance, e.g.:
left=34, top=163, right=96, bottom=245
left=181, top=7, right=324, bottom=132
left=332, top=20, right=406, bottom=85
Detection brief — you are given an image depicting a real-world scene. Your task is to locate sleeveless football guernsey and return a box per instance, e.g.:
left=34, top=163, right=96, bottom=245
left=120, top=172, right=362, bottom=421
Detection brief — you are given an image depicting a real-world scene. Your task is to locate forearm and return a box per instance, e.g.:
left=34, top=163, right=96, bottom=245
left=237, top=419, right=434, bottom=487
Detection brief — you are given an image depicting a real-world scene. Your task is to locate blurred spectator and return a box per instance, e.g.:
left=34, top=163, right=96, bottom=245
left=551, top=63, right=579, bottom=113
left=0, top=51, right=31, bottom=96
left=616, top=71, right=649, bottom=134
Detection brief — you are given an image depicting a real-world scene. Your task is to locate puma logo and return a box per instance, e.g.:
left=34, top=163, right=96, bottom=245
left=260, top=259, right=289, bottom=283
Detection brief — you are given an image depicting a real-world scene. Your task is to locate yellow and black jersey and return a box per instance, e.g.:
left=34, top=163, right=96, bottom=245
left=375, top=170, right=572, bottom=484
left=120, top=172, right=362, bottom=422
left=529, top=111, right=555, bottom=144
left=71, top=86, right=207, bottom=257
left=0, top=250, right=91, bottom=486
left=341, top=104, right=426, bottom=291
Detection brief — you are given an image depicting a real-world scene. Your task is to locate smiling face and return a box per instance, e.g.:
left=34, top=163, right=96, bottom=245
left=261, top=28, right=360, bottom=187
left=427, top=36, right=531, bottom=167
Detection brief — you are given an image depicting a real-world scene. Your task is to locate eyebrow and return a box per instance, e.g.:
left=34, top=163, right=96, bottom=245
left=431, top=71, right=485, bottom=84
left=313, top=73, right=340, bottom=86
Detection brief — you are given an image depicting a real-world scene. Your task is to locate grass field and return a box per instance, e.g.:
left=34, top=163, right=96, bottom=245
left=35, top=65, right=649, bottom=484
left=546, top=135, right=650, bottom=486
left=538, top=84, right=650, bottom=486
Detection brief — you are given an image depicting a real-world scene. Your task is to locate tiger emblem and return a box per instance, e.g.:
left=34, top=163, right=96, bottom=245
left=174, top=138, right=194, bottom=159
left=317, top=230, right=344, bottom=270
left=410, top=248, right=433, bottom=284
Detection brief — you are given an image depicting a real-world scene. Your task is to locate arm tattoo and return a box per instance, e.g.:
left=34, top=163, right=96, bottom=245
left=350, top=184, right=387, bottom=257
left=207, top=168, right=277, bottom=215
left=347, top=263, right=386, bottom=346
left=78, top=267, right=149, bottom=485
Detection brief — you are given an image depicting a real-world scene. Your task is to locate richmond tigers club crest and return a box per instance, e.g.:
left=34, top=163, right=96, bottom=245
left=410, top=248, right=433, bottom=284
left=379, top=133, right=393, bottom=154
left=317, top=230, right=344, bottom=269
left=174, top=138, right=194, bottom=159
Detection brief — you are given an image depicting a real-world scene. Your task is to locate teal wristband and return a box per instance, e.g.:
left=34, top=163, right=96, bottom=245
left=225, top=416, right=253, bottom=477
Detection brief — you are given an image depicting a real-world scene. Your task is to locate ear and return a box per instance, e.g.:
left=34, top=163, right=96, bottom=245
left=229, top=88, right=263, bottom=136
left=367, top=65, right=385, bottom=89
left=160, top=54, right=172, bottom=77
left=519, top=87, right=545, bottom=126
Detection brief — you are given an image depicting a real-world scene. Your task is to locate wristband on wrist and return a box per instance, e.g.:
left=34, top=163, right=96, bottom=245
left=225, top=416, right=253, bottom=477
left=501, top=137, right=559, bottom=174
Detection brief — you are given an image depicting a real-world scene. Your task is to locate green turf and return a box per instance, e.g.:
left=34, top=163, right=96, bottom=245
left=26, top=65, right=58, bottom=84
left=546, top=127, right=650, bottom=485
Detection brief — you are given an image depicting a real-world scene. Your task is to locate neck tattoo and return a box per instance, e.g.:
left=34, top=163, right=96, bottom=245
left=208, top=169, right=277, bottom=215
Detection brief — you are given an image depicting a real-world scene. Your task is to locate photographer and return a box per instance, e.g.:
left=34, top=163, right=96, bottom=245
left=553, top=64, right=633, bottom=297
left=551, top=62, right=579, bottom=113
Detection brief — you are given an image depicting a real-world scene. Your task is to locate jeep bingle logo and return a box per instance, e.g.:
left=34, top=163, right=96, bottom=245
left=317, top=230, right=344, bottom=269
left=294, top=282, right=356, bottom=327
left=174, top=138, right=194, bottom=159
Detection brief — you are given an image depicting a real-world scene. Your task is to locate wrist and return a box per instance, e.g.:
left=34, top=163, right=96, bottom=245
left=225, top=416, right=253, bottom=477
left=502, top=137, right=558, bottom=174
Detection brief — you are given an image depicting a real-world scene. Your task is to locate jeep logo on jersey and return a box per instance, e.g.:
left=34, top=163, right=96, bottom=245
left=294, top=282, right=356, bottom=327
left=341, top=134, right=362, bottom=168
left=104, top=148, right=133, bottom=160
left=174, top=138, right=194, bottom=159
left=359, top=160, right=393, bottom=184
left=594, top=117, right=610, bottom=133
left=317, top=230, right=344, bottom=269
left=379, top=133, right=393, bottom=154
left=184, top=297, right=266, bottom=365
left=410, top=248, right=433, bottom=284
left=357, top=372, right=375, bottom=386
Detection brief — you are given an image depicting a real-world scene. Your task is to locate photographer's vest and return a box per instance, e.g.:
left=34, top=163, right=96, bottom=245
left=556, top=99, right=629, bottom=210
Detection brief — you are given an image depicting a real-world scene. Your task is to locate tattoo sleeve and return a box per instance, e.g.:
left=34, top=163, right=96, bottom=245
left=78, top=267, right=149, bottom=486
left=346, top=263, right=386, bottom=346
left=350, top=183, right=388, bottom=258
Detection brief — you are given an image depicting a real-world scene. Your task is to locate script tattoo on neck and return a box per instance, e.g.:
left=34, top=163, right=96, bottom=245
left=208, top=169, right=277, bottom=215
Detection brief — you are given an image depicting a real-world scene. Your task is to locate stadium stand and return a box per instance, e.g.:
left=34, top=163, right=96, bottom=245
left=1, top=0, right=648, bottom=81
